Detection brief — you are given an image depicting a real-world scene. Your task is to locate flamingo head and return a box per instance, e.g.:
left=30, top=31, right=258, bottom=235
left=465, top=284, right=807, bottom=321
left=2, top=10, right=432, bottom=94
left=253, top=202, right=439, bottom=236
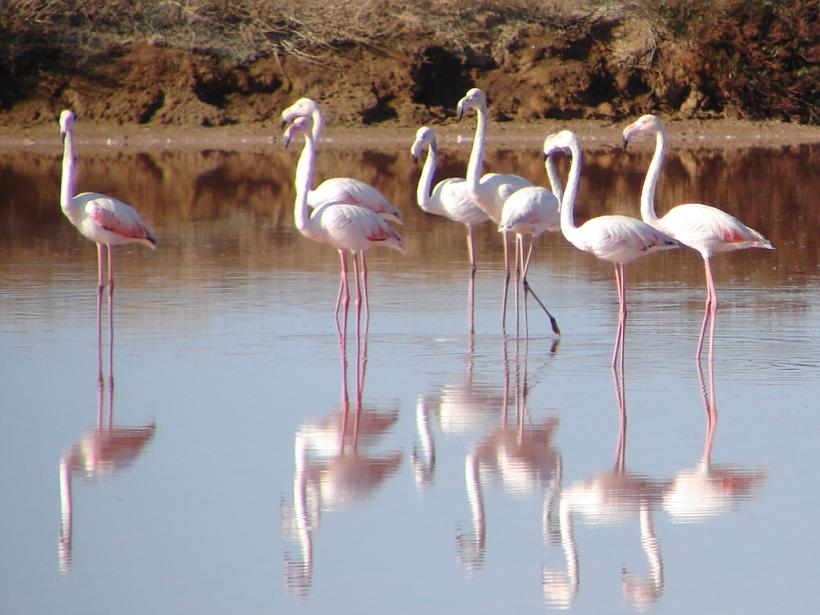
left=59, top=110, right=75, bottom=138
left=622, top=114, right=662, bottom=149
left=410, top=126, right=436, bottom=162
left=456, top=87, right=487, bottom=120
left=543, top=130, right=578, bottom=159
left=280, top=97, right=318, bottom=126
left=283, top=115, right=313, bottom=148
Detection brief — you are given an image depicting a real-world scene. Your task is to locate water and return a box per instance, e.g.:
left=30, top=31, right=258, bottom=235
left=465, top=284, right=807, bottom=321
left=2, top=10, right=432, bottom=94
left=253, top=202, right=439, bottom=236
left=0, top=131, right=818, bottom=614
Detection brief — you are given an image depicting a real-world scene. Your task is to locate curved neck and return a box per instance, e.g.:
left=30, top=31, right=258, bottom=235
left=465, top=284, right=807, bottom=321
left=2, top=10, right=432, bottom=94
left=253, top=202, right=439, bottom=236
left=60, top=131, right=79, bottom=222
left=293, top=133, right=316, bottom=235
left=416, top=139, right=442, bottom=215
left=311, top=108, right=323, bottom=143
left=465, top=106, right=487, bottom=193
left=545, top=154, right=564, bottom=204
left=558, top=141, right=583, bottom=245
left=640, top=127, right=665, bottom=225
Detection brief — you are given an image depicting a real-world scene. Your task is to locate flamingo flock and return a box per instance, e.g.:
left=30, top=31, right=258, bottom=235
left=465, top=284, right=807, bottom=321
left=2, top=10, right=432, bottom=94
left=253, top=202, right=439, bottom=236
left=57, top=88, right=773, bottom=367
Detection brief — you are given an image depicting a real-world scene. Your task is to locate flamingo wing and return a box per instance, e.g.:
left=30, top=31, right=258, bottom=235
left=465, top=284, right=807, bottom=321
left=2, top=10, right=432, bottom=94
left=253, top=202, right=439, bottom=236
left=432, top=178, right=489, bottom=226
left=578, top=215, right=679, bottom=263
left=315, top=203, right=404, bottom=254
left=79, top=192, right=156, bottom=247
left=310, top=178, right=402, bottom=224
left=659, top=203, right=772, bottom=256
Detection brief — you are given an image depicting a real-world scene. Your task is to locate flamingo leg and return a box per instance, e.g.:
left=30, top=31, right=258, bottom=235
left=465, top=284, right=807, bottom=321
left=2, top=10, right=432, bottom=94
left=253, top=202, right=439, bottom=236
left=466, top=225, right=477, bottom=275
left=696, top=257, right=718, bottom=361
left=521, top=237, right=561, bottom=336
left=514, top=234, right=522, bottom=338
left=352, top=251, right=363, bottom=346
left=466, top=225, right=476, bottom=334
left=611, top=264, right=627, bottom=368
left=502, top=231, right=511, bottom=333
left=360, top=252, right=370, bottom=324
left=337, top=251, right=350, bottom=338
left=96, top=244, right=106, bottom=390
left=106, top=245, right=115, bottom=391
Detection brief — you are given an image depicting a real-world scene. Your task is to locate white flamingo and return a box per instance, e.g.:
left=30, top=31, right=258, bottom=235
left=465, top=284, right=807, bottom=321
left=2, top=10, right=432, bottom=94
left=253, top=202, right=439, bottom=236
left=622, top=114, right=774, bottom=359
left=498, top=148, right=565, bottom=337
left=544, top=129, right=681, bottom=366
left=59, top=110, right=156, bottom=376
left=281, top=98, right=403, bottom=320
left=284, top=115, right=404, bottom=332
left=410, top=126, right=489, bottom=331
left=456, top=88, right=543, bottom=331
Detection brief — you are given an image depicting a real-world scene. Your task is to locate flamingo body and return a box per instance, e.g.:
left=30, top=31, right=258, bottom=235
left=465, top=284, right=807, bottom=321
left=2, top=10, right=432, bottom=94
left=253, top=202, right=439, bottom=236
left=70, top=192, right=156, bottom=249
left=498, top=186, right=559, bottom=236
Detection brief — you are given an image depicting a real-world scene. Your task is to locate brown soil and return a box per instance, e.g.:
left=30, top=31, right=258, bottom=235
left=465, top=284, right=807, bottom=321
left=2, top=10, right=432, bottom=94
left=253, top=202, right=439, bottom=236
left=1, top=11, right=818, bottom=146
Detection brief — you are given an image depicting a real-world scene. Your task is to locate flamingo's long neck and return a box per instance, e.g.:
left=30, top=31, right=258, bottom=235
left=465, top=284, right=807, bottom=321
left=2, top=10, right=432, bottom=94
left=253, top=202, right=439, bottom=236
left=558, top=140, right=583, bottom=247
left=545, top=154, right=564, bottom=205
left=293, top=132, right=317, bottom=238
left=465, top=105, right=487, bottom=197
left=640, top=126, right=665, bottom=226
left=311, top=107, right=323, bottom=143
left=416, top=138, right=442, bottom=215
left=60, top=129, right=81, bottom=224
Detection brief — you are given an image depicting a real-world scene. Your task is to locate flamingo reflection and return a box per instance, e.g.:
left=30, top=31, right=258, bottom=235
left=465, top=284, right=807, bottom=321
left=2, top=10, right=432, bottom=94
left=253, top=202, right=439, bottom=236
left=663, top=356, right=767, bottom=523
left=282, top=330, right=402, bottom=595
left=457, top=337, right=561, bottom=573
left=543, top=367, right=667, bottom=610
left=58, top=376, right=156, bottom=572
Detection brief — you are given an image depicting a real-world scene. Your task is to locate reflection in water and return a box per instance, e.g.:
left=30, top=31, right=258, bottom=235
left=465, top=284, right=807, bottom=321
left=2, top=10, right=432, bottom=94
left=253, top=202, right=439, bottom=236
left=282, top=330, right=401, bottom=595
left=543, top=367, right=666, bottom=610
left=58, top=378, right=156, bottom=572
left=457, top=337, right=561, bottom=573
left=663, top=358, right=767, bottom=523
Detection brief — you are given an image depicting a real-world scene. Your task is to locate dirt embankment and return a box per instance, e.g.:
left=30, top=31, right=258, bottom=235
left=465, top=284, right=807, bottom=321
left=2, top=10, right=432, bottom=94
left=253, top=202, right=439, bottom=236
left=0, top=3, right=817, bottom=135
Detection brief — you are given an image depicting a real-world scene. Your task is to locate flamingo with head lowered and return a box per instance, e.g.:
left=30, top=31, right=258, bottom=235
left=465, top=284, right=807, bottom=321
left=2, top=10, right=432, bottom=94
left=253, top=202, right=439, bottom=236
left=456, top=88, right=559, bottom=334
left=59, top=110, right=156, bottom=380
left=544, top=129, right=681, bottom=367
left=283, top=115, right=404, bottom=334
left=622, top=114, right=774, bottom=359
left=281, top=98, right=403, bottom=320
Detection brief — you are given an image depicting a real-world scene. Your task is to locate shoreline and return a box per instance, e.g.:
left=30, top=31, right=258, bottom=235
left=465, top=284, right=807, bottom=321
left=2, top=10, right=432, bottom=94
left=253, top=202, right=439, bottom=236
left=2, top=118, right=818, bottom=153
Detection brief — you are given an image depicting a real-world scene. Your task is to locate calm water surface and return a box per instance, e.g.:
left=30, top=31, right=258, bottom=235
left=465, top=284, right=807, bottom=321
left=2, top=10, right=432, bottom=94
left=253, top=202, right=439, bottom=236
left=0, top=131, right=818, bottom=614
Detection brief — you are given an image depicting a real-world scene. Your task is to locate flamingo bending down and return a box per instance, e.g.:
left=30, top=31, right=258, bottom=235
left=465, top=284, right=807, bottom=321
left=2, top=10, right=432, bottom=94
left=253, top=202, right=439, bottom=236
left=59, top=110, right=156, bottom=378
left=410, top=126, right=489, bottom=331
left=622, top=114, right=774, bottom=359
left=544, top=129, right=680, bottom=367
left=283, top=115, right=404, bottom=331
left=497, top=149, right=565, bottom=337
left=281, top=98, right=403, bottom=319
left=457, top=87, right=550, bottom=332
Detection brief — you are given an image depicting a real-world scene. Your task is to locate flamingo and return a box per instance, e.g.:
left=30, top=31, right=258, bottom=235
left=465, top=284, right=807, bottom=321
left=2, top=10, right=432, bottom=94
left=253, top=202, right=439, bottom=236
left=622, top=114, right=774, bottom=359
left=498, top=149, right=565, bottom=337
left=281, top=98, right=403, bottom=319
left=544, top=129, right=681, bottom=367
left=457, top=87, right=555, bottom=332
left=283, top=115, right=404, bottom=334
left=59, top=110, right=156, bottom=381
left=410, top=126, right=489, bottom=331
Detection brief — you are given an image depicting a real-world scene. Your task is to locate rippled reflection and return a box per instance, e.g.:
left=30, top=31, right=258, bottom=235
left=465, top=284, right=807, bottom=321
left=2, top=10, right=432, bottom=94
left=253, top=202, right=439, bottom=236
left=281, top=329, right=401, bottom=596
left=456, top=337, right=562, bottom=573
left=58, top=378, right=156, bottom=572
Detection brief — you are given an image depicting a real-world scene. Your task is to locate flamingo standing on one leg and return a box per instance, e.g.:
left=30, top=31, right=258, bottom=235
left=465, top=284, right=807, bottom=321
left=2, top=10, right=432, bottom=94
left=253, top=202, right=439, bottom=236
left=622, top=114, right=774, bottom=360
left=497, top=148, right=565, bottom=337
left=457, top=87, right=560, bottom=333
left=281, top=98, right=403, bottom=321
left=410, top=126, right=490, bottom=332
left=283, top=115, right=404, bottom=336
left=58, top=110, right=156, bottom=384
left=543, top=129, right=680, bottom=367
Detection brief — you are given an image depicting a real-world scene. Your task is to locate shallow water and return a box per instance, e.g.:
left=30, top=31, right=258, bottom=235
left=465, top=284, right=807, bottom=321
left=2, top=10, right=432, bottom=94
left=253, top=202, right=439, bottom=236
left=1, top=134, right=818, bottom=614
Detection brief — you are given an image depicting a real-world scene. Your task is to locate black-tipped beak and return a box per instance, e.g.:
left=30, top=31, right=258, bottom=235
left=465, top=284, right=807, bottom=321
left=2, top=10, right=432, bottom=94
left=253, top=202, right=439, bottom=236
left=280, top=118, right=287, bottom=129
left=283, top=135, right=292, bottom=149
left=622, top=137, right=629, bottom=151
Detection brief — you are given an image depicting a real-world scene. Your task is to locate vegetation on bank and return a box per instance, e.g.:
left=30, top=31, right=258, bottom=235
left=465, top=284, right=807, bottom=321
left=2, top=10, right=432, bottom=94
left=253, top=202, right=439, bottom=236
left=0, top=0, right=817, bottom=123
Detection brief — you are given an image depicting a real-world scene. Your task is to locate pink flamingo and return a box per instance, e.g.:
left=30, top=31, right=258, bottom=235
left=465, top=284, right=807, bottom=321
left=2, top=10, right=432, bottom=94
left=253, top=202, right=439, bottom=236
left=59, top=110, right=156, bottom=380
left=544, top=129, right=681, bottom=367
left=498, top=148, right=565, bottom=337
left=281, top=98, right=403, bottom=319
left=456, top=88, right=540, bottom=332
left=622, top=114, right=774, bottom=359
left=283, top=115, right=404, bottom=334
left=410, top=126, right=489, bottom=332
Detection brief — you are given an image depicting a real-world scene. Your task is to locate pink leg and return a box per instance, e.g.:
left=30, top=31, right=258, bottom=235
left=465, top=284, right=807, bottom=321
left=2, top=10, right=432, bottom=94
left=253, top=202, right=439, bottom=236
left=360, top=252, right=370, bottom=324
left=106, top=245, right=115, bottom=392
left=337, top=251, right=350, bottom=338
left=696, top=257, right=718, bottom=360
left=352, top=251, right=363, bottom=345
left=502, top=232, right=511, bottom=333
left=334, top=250, right=346, bottom=322
left=520, top=236, right=560, bottom=336
left=466, top=225, right=476, bottom=334
left=611, top=264, right=626, bottom=368
left=514, top=234, right=522, bottom=338
left=96, top=244, right=106, bottom=389
left=466, top=225, right=477, bottom=276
